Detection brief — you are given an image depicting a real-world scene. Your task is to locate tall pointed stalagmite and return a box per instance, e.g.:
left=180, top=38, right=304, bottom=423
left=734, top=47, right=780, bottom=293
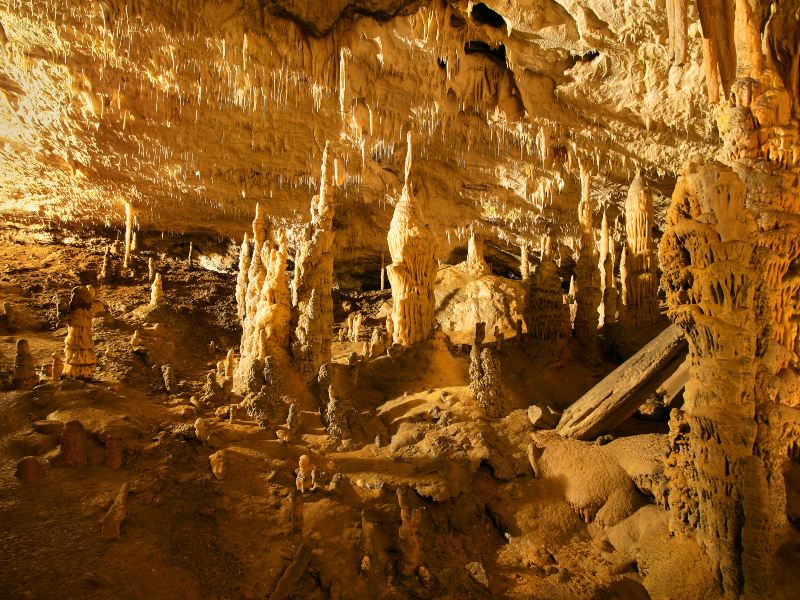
left=63, top=286, right=96, bottom=379
left=621, top=173, right=659, bottom=328
left=386, top=133, right=437, bottom=346
left=233, top=205, right=291, bottom=395
left=292, top=142, right=336, bottom=382
left=597, top=211, right=617, bottom=326
left=573, top=162, right=601, bottom=355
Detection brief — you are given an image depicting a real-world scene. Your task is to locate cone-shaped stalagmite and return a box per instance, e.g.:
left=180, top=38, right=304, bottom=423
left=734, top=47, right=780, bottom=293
left=621, top=173, right=659, bottom=328
left=63, top=286, right=96, bottom=378
left=386, top=133, right=437, bottom=346
left=291, top=142, right=335, bottom=382
left=525, top=236, right=570, bottom=342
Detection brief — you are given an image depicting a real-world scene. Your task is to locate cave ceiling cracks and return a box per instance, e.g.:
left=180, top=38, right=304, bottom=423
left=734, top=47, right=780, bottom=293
left=0, top=0, right=718, bottom=260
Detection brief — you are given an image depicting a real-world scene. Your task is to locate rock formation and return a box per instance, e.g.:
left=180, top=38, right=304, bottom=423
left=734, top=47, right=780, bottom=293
left=525, top=236, right=570, bottom=342
left=659, top=11, right=800, bottom=592
left=123, top=202, right=134, bottom=270
left=150, top=273, right=164, bottom=306
left=292, top=145, right=335, bottom=382
left=621, top=173, right=659, bottom=328
left=572, top=163, right=601, bottom=355
left=597, top=212, right=617, bottom=327
left=469, top=345, right=502, bottom=418
left=12, top=339, right=37, bottom=390
left=233, top=205, right=292, bottom=396
left=465, top=232, right=491, bottom=277
left=63, top=286, right=96, bottom=379
left=386, top=133, right=437, bottom=346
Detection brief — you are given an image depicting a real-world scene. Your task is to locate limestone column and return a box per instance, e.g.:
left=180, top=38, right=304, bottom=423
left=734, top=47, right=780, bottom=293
left=291, top=143, right=336, bottom=382
left=386, top=133, right=437, bottom=346
left=572, top=163, right=601, bottom=354
left=621, top=173, right=659, bottom=328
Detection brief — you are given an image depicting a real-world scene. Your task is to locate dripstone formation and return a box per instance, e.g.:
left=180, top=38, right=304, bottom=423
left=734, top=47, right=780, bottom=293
left=1, top=1, right=799, bottom=599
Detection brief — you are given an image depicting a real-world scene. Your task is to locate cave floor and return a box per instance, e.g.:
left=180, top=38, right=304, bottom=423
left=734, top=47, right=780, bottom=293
left=2, top=235, right=798, bottom=599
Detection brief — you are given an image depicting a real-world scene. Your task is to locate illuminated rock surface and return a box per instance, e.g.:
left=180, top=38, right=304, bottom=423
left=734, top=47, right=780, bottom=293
left=0, top=1, right=799, bottom=599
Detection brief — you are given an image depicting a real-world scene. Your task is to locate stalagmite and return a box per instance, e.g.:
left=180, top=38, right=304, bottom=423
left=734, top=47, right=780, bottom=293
left=147, top=258, right=155, bottom=282
left=233, top=205, right=292, bottom=396
left=123, top=202, right=134, bottom=270
left=291, top=143, right=335, bottom=382
left=13, top=339, right=38, bottom=390
left=51, top=354, right=63, bottom=382
left=465, top=231, right=490, bottom=276
left=187, top=241, right=194, bottom=270
left=386, top=133, right=437, bottom=346
left=469, top=345, right=503, bottom=418
left=63, top=286, right=96, bottom=379
left=150, top=273, right=163, bottom=306
left=99, top=246, right=112, bottom=283
left=525, top=236, right=570, bottom=342
left=597, top=211, right=616, bottom=326
left=520, top=244, right=529, bottom=280
left=573, top=163, right=601, bottom=356
left=621, top=173, right=659, bottom=328
left=380, top=251, right=385, bottom=291
left=235, top=233, right=251, bottom=321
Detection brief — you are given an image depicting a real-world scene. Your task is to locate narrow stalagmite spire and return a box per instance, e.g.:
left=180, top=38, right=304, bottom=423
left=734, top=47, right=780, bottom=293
left=236, top=232, right=251, bottom=320
left=573, top=163, right=601, bottom=355
left=386, top=133, right=437, bottom=346
left=520, top=244, right=529, bottom=280
left=291, top=141, right=336, bottom=382
left=150, top=272, right=163, bottom=306
left=123, top=201, right=134, bottom=269
left=621, top=172, right=658, bottom=327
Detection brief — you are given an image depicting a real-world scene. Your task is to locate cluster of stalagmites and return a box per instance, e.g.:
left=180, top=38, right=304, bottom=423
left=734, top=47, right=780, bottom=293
left=291, top=143, right=335, bottom=383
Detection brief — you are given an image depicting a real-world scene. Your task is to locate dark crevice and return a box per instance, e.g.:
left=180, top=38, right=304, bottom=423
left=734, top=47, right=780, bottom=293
left=471, top=3, right=505, bottom=29
left=464, top=40, right=507, bottom=68
left=264, top=0, right=423, bottom=38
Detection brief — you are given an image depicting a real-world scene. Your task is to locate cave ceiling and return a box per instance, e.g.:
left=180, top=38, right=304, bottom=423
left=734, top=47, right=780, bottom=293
left=0, top=0, right=720, bottom=260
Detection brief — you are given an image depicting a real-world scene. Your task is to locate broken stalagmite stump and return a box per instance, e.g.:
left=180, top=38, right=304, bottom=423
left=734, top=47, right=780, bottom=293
left=556, top=325, right=687, bottom=439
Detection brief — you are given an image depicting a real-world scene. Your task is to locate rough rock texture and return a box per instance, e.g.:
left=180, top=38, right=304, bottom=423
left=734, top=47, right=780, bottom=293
left=435, top=251, right=526, bottom=343
left=386, top=134, right=437, bottom=346
left=233, top=206, right=292, bottom=394
left=658, top=7, right=800, bottom=594
left=524, top=235, right=570, bottom=342
left=12, top=338, right=37, bottom=390
left=291, top=144, right=335, bottom=382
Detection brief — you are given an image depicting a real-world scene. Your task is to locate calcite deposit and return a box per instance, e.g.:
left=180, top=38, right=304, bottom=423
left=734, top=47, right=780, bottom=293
left=1, top=1, right=799, bottom=599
